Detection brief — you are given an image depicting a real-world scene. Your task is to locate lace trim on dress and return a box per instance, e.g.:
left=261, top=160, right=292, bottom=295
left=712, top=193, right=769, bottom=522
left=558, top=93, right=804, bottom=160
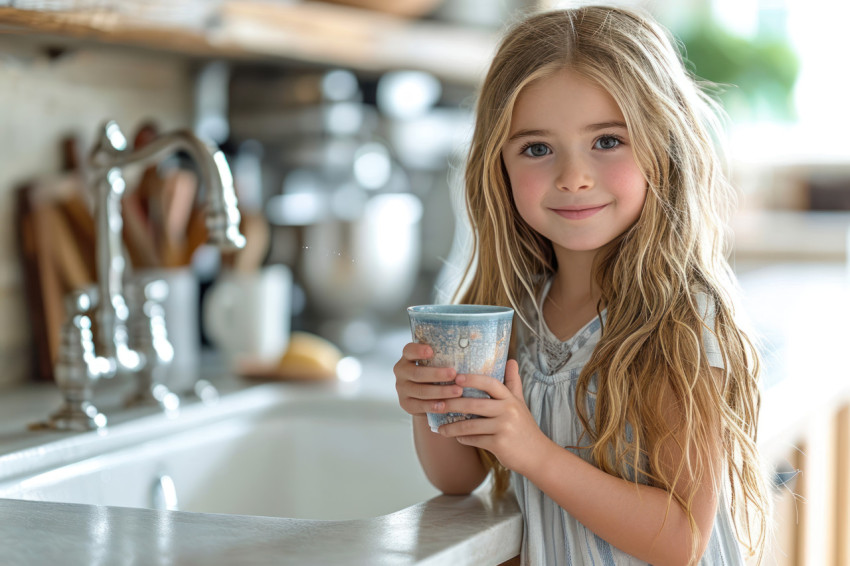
left=532, top=279, right=606, bottom=375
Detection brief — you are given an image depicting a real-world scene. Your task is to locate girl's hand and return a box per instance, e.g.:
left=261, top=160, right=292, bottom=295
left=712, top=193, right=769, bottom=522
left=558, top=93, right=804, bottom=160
left=435, top=359, right=553, bottom=475
left=393, top=342, right=464, bottom=417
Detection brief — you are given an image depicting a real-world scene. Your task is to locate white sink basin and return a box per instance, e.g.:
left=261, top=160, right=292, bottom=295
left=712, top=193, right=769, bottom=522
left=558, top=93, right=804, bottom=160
left=0, top=383, right=440, bottom=521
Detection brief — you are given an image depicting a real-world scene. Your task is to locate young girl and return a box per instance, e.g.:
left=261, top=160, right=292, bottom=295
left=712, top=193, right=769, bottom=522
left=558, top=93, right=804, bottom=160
left=394, top=5, right=770, bottom=565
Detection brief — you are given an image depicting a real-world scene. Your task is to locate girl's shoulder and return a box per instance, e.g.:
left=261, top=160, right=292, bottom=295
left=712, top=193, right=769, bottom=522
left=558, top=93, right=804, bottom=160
left=692, top=290, right=725, bottom=368
left=694, top=290, right=718, bottom=324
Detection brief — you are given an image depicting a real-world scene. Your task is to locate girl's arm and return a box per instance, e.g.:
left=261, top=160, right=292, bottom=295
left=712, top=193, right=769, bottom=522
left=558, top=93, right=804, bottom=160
left=412, top=414, right=488, bottom=494
left=438, top=362, right=723, bottom=565
left=524, top=392, right=720, bottom=565
left=394, top=343, right=489, bottom=495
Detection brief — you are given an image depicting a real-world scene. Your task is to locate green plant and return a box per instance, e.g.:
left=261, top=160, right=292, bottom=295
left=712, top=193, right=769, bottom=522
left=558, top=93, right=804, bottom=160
left=678, top=11, right=799, bottom=121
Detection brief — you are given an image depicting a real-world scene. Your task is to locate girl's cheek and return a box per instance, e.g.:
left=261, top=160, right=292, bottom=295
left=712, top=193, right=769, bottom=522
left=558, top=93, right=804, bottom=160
left=509, top=172, right=542, bottom=207
left=509, top=166, right=547, bottom=195
left=601, top=157, right=646, bottom=194
left=508, top=173, right=539, bottom=224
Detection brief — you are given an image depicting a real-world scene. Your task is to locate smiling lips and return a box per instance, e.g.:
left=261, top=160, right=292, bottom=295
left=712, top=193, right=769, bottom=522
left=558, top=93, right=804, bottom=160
left=551, top=204, right=608, bottom=220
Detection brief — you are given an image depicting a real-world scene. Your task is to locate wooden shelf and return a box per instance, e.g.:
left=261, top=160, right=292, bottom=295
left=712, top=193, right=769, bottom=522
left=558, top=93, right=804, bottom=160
left=0, top=1, right=496, bottom=85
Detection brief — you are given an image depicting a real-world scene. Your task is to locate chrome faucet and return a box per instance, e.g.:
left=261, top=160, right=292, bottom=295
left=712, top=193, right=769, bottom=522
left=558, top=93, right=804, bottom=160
left=89, top=121, right=246, bottom=369
left=35, top=121, right=245, bottom=431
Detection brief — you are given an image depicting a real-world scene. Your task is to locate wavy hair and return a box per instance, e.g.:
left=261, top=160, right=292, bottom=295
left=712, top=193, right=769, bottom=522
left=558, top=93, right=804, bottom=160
left=456, top=6, right=769, bottom=562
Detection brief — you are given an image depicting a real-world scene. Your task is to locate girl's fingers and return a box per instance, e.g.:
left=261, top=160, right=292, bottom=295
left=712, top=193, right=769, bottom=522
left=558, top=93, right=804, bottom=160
left=396, top=382, right=462, bottom=416
left=394, top=357, right=456, bottom=384
left=409, top=382, right=463, bottom=400
left=412, top=364, right=457, bottom=384
left=448, top=433, right=488, bottom=450
left=503, top=360, right=524, bottom=399
left=404, top=399, right=450, bottom=416
left=401, top=342, right=432, bottom=361
left=395, top=342, right=465, bottom=417
left=436, top=396, right=499, bottom=417
left=439, top=416, right=499, bottom=438
left=453, top=373, right=509, bottom=399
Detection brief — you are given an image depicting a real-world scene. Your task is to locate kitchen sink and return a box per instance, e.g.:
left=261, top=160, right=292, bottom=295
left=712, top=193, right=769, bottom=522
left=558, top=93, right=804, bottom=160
left=0, top=383, right=440, bottom=521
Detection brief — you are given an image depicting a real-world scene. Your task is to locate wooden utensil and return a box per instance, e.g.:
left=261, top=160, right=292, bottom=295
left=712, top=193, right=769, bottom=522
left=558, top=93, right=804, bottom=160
left=15, top=135, right=91, bottom=381
left=128, top=121, right=163, bottom=267
left=16, top=184, right=54, bottom=381
left=233, top=212, right=271, bottom=272
left=122, top=190, right=160, bottom=269
left=32, top=201, right=64, bottom=374
left=42, top=204, right=93, bottom=291
left=182, top=206, right=209, bottom=265
left=160, top=168, right=198, bottom=267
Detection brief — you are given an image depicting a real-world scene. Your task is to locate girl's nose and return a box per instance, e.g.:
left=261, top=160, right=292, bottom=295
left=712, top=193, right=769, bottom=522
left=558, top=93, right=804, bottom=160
left=555, top=156, right=593, bottom=192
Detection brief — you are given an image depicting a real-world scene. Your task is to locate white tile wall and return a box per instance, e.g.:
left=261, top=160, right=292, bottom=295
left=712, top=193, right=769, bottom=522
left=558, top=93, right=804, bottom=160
left=0, top=37, right=194, bottom=387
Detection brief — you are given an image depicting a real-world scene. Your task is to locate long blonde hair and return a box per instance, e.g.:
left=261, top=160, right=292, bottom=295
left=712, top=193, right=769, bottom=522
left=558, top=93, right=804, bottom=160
left=457, top=6, right=769, bottom=562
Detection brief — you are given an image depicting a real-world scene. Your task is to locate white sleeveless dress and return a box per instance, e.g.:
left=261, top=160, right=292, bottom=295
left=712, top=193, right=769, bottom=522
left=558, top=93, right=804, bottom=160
left=511, top=281, right=745, bottom=565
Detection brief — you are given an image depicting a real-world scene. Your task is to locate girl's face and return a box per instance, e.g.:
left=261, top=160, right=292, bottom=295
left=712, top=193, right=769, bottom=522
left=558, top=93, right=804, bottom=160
left=502, top=68, right=648, bottom=258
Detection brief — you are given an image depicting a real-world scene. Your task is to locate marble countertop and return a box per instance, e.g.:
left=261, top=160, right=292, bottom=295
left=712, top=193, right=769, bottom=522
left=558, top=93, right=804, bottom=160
left=1, top=261, right=848, bottom=565
left=0, top=493, right=521, bottom=566
left=0, top=333, right=522, bottom=566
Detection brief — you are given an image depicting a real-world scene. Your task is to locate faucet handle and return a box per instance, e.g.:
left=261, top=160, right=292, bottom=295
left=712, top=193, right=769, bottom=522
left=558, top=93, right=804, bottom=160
left=30, top=290, right=110, bottom=431
left=124, top=277, right=179, bottom=412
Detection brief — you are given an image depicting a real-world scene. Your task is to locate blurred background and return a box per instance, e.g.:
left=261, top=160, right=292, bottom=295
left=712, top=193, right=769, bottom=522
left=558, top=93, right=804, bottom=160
left=0, top=0, right=847, bottom=563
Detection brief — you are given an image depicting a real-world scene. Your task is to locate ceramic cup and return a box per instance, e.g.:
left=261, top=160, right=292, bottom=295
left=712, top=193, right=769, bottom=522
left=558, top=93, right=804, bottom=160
left=127, top=268, right=201, bottom=393
left=407, top=304, right=514, bottom=433
left=130, top=268, right=200, bottom=368
left=203, top=264, right=292, bottom=365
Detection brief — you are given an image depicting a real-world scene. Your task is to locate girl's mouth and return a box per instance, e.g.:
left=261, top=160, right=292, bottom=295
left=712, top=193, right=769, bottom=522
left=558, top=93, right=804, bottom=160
left=551, top=204, right=608, bottom=220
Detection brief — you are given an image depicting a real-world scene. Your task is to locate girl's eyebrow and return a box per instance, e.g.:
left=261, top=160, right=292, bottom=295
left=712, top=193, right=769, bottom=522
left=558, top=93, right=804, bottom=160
left=581, top=121, right=628, bottom=133
left=507, top=128, right=551, bottom=142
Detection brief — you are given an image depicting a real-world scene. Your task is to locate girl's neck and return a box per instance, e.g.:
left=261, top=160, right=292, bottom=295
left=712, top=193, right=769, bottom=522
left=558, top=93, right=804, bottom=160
left=544, top=250, right=603, bottom=342
left=543, top=244, right=621, bottom=340
left=550, top=249, right=601, bottom=308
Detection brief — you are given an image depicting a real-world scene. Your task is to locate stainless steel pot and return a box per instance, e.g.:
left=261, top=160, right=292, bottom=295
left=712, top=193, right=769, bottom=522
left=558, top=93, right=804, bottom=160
left=300, top=192, right=422, bottom=321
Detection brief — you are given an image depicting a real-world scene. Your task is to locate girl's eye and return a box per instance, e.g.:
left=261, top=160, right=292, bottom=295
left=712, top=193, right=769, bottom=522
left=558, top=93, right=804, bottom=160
left=594, top=135, right=622, bottom=150
left=521, top=143, right=551, bottom=157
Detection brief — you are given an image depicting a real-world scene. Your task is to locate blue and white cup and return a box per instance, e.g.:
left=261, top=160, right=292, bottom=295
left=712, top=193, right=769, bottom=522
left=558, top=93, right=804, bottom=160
left=407, top=305, right=514, bottom=433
